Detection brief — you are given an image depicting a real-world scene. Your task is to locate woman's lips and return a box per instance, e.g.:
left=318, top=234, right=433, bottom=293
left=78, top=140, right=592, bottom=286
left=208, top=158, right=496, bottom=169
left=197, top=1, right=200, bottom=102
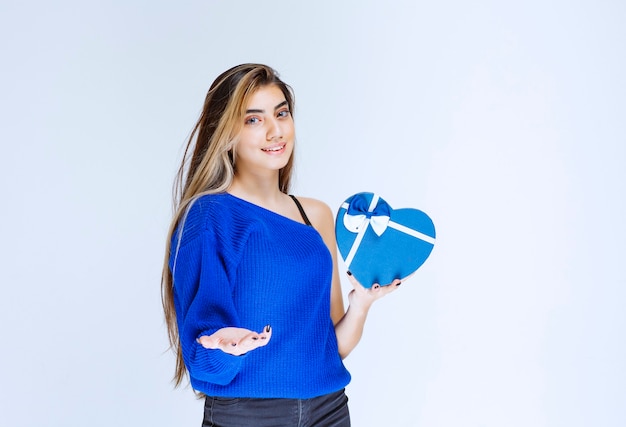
left=261, top=143, right=286, bottom=153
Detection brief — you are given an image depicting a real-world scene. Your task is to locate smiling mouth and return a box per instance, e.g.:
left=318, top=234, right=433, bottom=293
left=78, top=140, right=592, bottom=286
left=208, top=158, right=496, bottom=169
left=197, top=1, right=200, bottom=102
left=261, top=143, right=286, bottom=152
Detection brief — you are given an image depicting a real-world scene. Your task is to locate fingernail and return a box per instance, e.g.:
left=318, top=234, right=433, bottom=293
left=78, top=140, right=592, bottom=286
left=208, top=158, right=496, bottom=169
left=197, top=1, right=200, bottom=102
left=347, top=271, right=352, bottom=276
left=231, top=342, right=237, bottom=347
left=252, top=336, right=258, bottom=340
left=265, top=325, right=271, bottom=333
left=396, top=281, right=402, bottom=287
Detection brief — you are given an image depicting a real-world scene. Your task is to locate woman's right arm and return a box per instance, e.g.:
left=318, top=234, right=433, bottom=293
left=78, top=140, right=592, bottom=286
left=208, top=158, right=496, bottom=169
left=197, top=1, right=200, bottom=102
left=171, top=228, right=270, bottom=385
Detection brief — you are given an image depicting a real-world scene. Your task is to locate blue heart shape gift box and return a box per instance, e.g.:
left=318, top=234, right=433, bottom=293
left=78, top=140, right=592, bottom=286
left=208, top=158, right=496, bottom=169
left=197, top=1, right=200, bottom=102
left=335, top=192, right=436, bottom=288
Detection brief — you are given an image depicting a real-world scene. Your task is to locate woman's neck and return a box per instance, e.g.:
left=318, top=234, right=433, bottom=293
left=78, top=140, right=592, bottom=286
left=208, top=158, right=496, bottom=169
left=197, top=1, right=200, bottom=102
left=228, top=171, right=285, bottom=207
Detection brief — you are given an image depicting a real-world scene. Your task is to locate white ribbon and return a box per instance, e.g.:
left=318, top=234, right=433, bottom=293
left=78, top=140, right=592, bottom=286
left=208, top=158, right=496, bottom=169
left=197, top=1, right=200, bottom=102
left=342, top=194, right=388, bottom=267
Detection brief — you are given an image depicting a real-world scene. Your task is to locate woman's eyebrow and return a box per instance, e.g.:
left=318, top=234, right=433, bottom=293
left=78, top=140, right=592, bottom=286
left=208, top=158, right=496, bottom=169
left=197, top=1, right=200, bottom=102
left=274, top=100, right=288, bottom=111
left=245, top=100, right=288, bottom=115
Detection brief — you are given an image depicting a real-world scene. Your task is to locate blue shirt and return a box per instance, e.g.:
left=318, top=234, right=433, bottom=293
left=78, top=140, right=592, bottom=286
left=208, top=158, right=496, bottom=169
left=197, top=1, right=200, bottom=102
left=170, top=193, right=351, bottom=398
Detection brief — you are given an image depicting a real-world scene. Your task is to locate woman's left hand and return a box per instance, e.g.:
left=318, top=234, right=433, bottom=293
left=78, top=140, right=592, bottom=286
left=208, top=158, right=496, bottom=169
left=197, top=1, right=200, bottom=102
left=345, top=271, right=401, bottom=314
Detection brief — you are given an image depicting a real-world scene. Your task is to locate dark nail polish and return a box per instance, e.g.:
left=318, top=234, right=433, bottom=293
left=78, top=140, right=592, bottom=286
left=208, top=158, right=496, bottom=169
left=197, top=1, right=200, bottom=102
left=231, top=342, right=237, bottom=346
left=396, top=281, right=402, bottom=287
left=347, top=271, right=352, bottom=276
left=265, top=325, right=271, bottom=333
left=252, top=336, right=258, bottom=340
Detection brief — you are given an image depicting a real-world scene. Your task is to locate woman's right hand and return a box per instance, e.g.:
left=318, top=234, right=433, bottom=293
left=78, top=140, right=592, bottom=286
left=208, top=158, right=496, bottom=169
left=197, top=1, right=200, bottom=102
left=196, top=325, right=272, bottom=356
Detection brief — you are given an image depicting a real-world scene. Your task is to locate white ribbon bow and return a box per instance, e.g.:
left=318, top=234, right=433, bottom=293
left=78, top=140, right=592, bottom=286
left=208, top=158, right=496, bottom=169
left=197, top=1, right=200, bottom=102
left=343, top=212, right=390, bottom=236
left=342, top=193, right=390, bottom=237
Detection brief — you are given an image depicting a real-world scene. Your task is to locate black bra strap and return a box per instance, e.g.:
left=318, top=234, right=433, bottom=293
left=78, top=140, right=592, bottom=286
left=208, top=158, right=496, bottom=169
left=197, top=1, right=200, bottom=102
left=289, top=195, right=312, bottom=226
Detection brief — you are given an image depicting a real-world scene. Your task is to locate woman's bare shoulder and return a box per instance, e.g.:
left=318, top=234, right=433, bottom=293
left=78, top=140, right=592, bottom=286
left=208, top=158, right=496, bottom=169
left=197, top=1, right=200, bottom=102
left=292, top=196, right=335, bottom=228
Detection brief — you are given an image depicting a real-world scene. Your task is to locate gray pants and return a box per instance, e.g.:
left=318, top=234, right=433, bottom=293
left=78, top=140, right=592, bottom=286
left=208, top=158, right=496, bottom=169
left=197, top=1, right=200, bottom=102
left=202, top=388, right=351, bottom=427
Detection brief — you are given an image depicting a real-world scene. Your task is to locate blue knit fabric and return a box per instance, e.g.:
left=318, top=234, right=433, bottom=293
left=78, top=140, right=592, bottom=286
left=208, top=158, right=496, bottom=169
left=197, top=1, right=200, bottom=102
left=170, top=193, right=351, bottom=398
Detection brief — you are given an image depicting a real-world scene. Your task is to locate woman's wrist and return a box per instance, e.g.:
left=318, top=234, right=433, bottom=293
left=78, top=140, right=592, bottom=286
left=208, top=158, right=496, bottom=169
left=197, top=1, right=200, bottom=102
left=347, top=297, right=372, bottom=318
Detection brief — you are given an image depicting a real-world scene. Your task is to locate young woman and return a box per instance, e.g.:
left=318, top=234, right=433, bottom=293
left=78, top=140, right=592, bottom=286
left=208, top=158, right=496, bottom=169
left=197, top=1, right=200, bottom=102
left=161, top=63, right=401, bottom=426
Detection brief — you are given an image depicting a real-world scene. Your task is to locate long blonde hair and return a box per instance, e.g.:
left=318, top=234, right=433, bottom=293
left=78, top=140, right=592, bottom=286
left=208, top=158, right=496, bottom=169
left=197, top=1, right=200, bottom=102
left=161, top=64, right=296, bottom=386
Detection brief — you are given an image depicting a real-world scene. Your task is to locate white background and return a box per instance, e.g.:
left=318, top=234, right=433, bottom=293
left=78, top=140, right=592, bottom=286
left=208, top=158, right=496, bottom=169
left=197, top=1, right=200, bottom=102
left=1, top=1, right=624, bottom=426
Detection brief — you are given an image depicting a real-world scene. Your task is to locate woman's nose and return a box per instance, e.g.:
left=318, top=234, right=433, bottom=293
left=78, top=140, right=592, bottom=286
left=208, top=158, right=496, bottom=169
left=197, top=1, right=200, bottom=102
left=266, top=118, right=282, bottom=140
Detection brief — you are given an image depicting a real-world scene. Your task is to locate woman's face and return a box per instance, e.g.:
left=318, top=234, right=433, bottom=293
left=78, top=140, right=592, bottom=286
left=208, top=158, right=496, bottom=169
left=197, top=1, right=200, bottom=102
left=234, top=84, right=295, bottom=175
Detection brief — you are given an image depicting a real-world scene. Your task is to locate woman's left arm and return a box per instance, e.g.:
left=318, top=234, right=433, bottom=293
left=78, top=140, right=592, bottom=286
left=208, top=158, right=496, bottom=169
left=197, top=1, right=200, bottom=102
left=304, top=198, right=401, bottom=359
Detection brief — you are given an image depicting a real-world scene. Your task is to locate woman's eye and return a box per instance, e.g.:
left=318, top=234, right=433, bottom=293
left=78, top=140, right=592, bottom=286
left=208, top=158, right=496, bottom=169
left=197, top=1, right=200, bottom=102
left=245, top=116, right=260, bottom=125
left=277, top=110, right=290, bottom=118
